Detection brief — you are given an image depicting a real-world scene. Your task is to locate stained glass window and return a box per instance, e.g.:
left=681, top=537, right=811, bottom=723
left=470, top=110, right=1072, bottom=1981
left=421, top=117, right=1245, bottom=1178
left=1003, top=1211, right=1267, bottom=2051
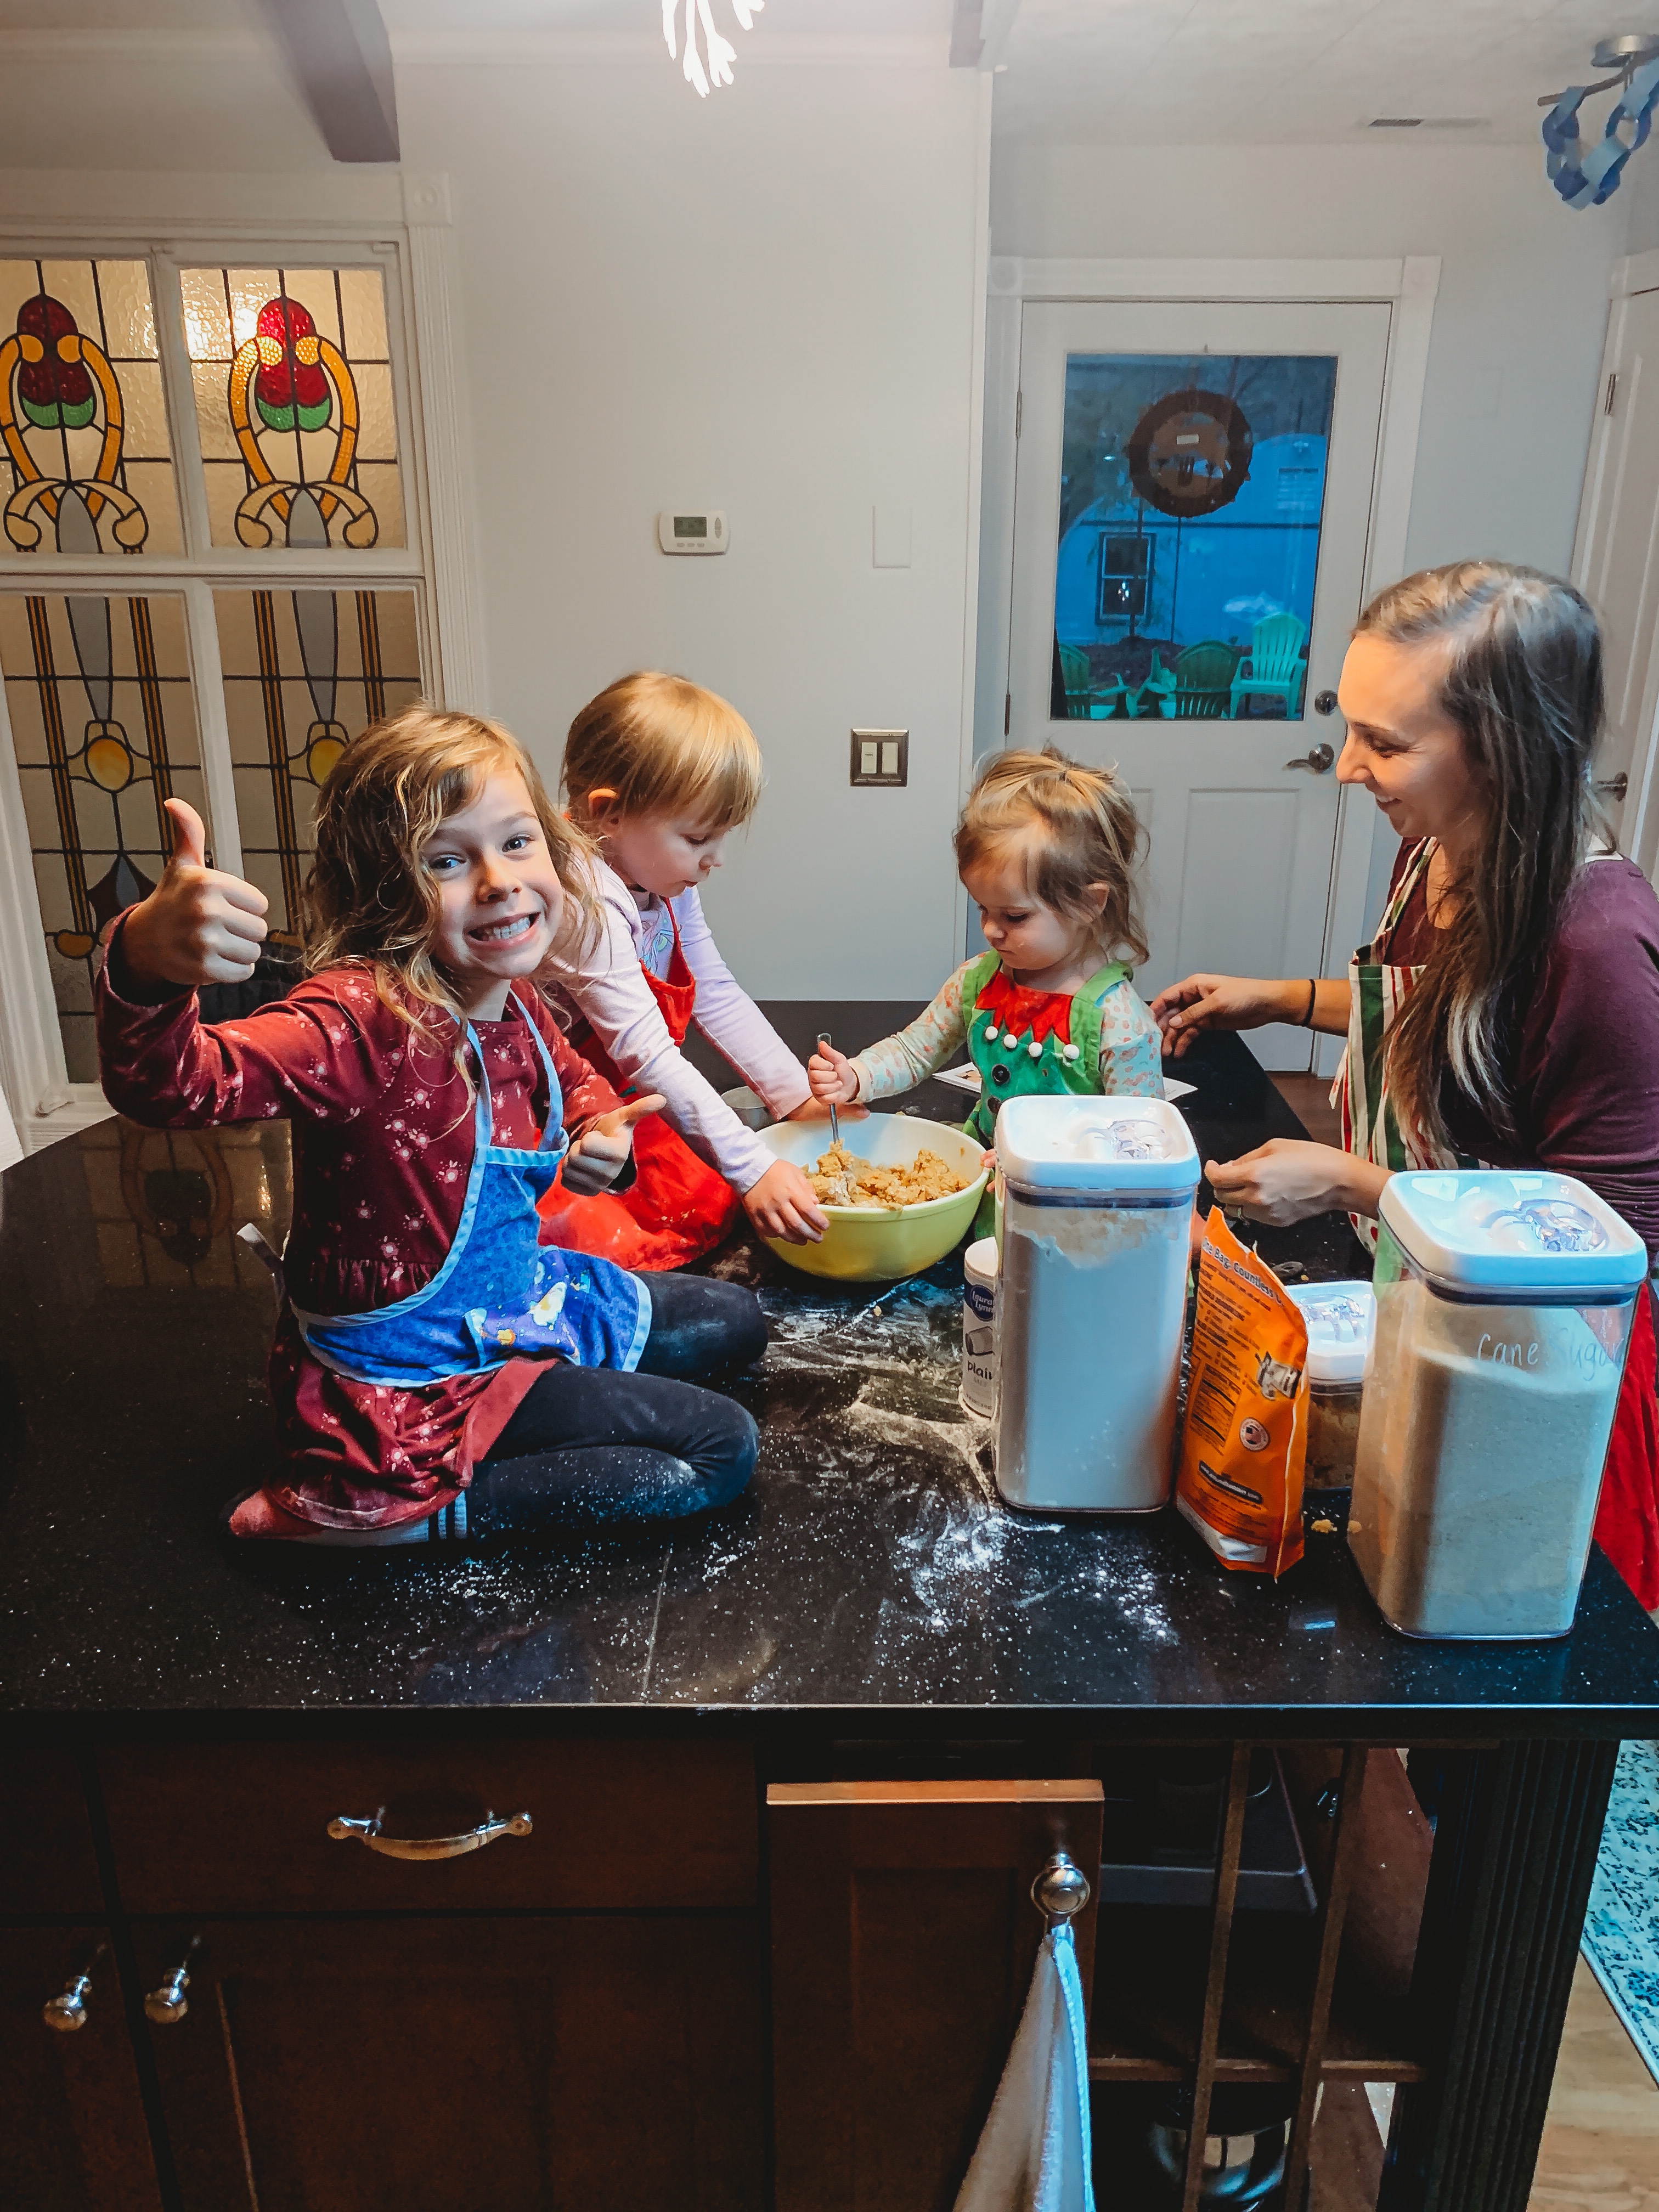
left=180, top=265, right=404, bottom=551
left=0, top=258, right=182, bottom=557
left=215, top=586, right=422, bottom=932
left=0, top=592, right=207, bottom=1081
left=1052, top=354, right=1335, bottom=721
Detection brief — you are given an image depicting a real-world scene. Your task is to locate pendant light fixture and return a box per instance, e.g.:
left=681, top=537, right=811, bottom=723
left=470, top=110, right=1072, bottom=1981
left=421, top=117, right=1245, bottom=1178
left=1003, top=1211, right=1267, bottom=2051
left=662, top=0, right=764, bottom=96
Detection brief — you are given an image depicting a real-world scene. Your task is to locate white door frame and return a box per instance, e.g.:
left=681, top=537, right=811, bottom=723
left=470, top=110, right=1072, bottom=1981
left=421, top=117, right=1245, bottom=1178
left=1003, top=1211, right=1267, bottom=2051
left=1572, top=246, right=1659, bottom=886
left=977, top=255, right=1440, bottom=1074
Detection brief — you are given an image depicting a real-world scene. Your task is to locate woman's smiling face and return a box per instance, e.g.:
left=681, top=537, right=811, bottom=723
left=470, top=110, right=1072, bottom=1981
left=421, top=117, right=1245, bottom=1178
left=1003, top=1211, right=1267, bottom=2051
left=424, top=768, right=565, bottom=1019
left=1335, top=631, right=1487, bottom=855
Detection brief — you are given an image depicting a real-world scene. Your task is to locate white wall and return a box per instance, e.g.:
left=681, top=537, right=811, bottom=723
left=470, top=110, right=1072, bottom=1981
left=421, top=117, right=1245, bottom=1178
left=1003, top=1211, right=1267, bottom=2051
left=397, top=60, right=984, bottom=998
left=991, top=137, right=1630, bottom=935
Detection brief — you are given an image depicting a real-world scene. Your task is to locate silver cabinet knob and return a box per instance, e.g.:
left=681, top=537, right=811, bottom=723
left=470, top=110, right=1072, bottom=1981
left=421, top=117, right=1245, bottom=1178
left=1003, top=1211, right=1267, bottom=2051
left=1032, top=1850, right=1091, bottom=1926
left=327, top=1808, right=533, bottom=1861
left=145, top=1938, right=200, bottom=2025
left=1313, top=690, right=1339, bottom=715
left=43, top=1972, right=94, bottom=2032
left=1284, top=743, right=1335, bottom=774
left=1595, top=771, right=1629, bottom=800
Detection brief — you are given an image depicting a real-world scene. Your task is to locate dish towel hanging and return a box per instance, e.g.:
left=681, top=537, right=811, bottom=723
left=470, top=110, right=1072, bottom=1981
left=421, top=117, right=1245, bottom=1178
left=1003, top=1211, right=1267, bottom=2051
left=955, top=1922, right=1096, bottom=2212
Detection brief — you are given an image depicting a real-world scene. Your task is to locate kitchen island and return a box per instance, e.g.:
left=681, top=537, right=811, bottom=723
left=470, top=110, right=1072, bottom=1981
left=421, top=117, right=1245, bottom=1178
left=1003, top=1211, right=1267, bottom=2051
left=3, top=1023, right=1656, bottom=2212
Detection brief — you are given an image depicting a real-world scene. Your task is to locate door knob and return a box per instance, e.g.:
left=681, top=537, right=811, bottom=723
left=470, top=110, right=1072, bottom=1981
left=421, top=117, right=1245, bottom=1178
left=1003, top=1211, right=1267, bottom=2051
left=42, top=1945, right=105, bottom=2033
left=1595, top=771, right=1628, bottom=800
left=145, top=1937, right=200, bottom=2025
left=1032, top=1852, right=1092, bottom=1927
left=1313, top=690, right=1338, bottom=715
left=1285, top=743, right=1335, bottom=774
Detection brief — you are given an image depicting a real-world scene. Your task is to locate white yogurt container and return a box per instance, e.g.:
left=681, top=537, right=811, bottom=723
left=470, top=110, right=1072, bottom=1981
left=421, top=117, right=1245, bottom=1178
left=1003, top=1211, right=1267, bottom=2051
left=962, top=1237, right=999, bottom=1417
left=994, top=1096, right=1199, bottom=1513
left=1351, top=1170, right=1647, bottom=1640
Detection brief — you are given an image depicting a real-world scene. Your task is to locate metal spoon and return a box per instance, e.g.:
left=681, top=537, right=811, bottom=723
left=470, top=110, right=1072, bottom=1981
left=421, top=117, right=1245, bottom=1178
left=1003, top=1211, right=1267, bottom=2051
left=817, top=1031, right=841, bottom=1149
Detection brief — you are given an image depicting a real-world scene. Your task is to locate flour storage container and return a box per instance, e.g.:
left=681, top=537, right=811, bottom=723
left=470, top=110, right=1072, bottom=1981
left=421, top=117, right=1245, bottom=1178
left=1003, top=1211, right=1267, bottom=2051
left=994, top=1096, right=1199, bottom=1513
left=1286, top=1280, right=1375, bottom=1489
left=1350, top=1170, right=1647, bottom=1639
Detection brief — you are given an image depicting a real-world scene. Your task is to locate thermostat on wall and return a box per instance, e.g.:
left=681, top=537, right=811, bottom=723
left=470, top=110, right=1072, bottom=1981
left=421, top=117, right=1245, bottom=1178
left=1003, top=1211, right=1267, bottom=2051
left=658, top=510, right=727, bottom=554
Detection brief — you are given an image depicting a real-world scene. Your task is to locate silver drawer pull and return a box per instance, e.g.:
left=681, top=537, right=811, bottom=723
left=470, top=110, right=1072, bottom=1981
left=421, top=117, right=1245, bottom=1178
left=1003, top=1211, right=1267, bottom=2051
left=145, top=1937, right=200, bottom=2025
left=43, top=1942, right=107, bottom=2032
left=327, top=1807, right=533, bottom=1860
left=1031, top=1851, right=1091, bottom=1928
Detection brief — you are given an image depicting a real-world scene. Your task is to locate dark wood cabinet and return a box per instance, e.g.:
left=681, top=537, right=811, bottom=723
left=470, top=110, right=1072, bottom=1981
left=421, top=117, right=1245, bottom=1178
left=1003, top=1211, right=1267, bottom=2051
left=2, top=1926, right=162, bottom=2211
left=134, top=1915, right=763, bottom=2212
left=769, top=1778, right=1106, bottom=2212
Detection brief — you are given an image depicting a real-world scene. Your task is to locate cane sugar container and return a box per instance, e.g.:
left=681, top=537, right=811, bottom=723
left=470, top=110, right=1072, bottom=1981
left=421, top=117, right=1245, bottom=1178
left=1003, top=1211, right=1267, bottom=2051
left=1286, top=1281, right=1375, bottom=1488
left=1351, top=1171, right=1647, bottom=1639
left=994, top=1096, right=1199, bottom=1513
left=962, top=1236, right=999, bottom=1418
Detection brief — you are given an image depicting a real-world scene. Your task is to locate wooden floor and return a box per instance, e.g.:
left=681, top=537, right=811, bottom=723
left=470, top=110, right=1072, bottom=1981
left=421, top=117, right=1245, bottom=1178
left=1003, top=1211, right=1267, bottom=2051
left=1530, top=1959, right=1659, bottom=2212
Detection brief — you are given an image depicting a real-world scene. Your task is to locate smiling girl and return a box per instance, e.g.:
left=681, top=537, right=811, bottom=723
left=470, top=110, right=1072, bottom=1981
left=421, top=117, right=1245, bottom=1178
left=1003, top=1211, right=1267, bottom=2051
left=95, top=706, right=766, bottom=1548
left=808, top=748, right=1163, bottom=1164
left=537, top=671, right=828, bottom=1269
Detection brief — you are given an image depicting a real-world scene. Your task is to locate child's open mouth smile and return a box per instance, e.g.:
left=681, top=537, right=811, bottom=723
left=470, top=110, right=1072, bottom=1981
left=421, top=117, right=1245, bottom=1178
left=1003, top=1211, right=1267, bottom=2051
left=469, top=911, right=539, bottom=944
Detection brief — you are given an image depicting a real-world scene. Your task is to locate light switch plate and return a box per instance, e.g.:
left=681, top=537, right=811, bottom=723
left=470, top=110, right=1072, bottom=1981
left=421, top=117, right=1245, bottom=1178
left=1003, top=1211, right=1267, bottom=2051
left=850, top=727, right=908, bottom=786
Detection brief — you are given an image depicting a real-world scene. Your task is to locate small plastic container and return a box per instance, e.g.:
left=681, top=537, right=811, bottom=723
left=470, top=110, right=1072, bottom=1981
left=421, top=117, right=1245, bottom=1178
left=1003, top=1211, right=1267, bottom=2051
left=994, top=1096, right=1199, bottom=1513
left=961, top=1236, right=998, bottom=1417
left=1350, top=1170, right=1648, bottom=1640
left=1286, top=1281, right=1375, bottom=1489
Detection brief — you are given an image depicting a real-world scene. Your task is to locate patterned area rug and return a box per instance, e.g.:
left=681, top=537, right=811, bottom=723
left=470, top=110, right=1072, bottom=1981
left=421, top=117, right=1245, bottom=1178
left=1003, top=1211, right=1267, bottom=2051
left=1583, top=1739, right=1659, bottom=2085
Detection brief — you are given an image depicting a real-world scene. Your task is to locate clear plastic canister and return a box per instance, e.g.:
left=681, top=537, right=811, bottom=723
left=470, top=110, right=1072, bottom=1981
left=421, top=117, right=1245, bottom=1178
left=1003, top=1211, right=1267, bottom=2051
left=1286, top=1281, right=1374, bottom=1489
left=993, top=1096, right=1199, bottom=1514
left=1350, top=1172, right=1647, bottom=1640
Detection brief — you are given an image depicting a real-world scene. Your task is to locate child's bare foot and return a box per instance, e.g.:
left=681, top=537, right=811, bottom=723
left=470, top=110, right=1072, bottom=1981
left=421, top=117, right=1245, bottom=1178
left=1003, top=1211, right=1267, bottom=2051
left=228, top=1489, right=315, bottom=1540
left=219, top=1486, right=451, bottom=1547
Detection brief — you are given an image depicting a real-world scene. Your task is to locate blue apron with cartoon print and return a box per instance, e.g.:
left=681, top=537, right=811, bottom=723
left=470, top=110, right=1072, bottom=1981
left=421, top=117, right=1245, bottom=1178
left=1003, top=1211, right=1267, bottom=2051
left=289, top=1004, right=651, bottom=1387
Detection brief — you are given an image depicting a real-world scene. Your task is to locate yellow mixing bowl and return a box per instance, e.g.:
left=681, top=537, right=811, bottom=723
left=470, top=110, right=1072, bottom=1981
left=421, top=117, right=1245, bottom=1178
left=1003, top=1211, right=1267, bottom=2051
left=757, top=1114, right=989, bottom=1283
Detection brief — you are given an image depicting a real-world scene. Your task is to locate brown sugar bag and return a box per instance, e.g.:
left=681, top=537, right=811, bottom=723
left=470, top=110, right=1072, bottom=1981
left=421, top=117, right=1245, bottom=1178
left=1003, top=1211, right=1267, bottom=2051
left=1175, top=1208, right=1308, bottom=1577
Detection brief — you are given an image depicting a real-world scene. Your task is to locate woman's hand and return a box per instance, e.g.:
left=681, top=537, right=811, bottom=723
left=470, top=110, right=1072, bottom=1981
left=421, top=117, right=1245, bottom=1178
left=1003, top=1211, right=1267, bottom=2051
left=807, top=1041, right=861, bottom=1105
left=1150, top=974, right=1304, bottom=1057
left=743, top=1159, right=827, bottom=1244
left=119, top=798, right=269, bottom=991
left=562, top=1093, right=667, bottom=1195
left=1205, top=1139, right=1385, bottom=1227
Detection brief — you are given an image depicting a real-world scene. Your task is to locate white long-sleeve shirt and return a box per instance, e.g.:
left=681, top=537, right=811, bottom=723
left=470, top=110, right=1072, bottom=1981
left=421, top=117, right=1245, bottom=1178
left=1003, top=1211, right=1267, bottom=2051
left=540, top=860, right=810, bottom=1193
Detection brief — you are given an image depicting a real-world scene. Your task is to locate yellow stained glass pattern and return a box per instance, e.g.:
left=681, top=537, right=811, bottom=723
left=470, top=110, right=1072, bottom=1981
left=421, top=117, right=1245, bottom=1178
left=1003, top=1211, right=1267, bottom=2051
left=215, top=586, right=422, bottom=932
left=0, top=592, right=206, bottom=1081
left=0, top=258, right=182, bottom=557
left=182, top=265, right=404, bottom=551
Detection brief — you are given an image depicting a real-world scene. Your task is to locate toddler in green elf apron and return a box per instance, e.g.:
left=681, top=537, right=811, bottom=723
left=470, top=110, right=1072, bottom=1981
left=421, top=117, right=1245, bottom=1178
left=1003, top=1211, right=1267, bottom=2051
left=809, top=747, right=1165, bottom=1238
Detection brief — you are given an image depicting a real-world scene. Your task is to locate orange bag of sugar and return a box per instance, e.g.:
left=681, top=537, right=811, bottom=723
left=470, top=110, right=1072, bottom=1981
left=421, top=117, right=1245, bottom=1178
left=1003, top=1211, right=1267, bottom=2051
left=1175, top=1207, right=1308, bottom=1577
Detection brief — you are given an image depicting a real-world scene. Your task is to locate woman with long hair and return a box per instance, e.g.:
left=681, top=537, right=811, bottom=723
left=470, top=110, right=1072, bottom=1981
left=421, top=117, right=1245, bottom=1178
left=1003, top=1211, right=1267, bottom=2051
left=1152, top=562, right=1659, bottom=1609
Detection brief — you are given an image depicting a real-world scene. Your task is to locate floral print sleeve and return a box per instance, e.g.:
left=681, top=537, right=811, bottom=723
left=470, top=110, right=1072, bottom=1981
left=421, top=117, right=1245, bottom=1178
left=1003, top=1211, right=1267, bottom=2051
left=1097, top=979, right=1166, bottom=1097
left=851, top=964, right=973, bottom=1102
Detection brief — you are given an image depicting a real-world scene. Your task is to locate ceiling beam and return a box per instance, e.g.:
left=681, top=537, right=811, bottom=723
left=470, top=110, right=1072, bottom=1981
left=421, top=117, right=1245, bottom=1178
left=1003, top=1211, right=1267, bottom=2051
left=253, top=0, right=399, bottom=163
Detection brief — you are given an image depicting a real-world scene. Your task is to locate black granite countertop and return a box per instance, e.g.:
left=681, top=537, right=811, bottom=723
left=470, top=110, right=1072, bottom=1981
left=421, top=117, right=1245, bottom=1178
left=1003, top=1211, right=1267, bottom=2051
left=2, top=1022, right=1656, bottom=1736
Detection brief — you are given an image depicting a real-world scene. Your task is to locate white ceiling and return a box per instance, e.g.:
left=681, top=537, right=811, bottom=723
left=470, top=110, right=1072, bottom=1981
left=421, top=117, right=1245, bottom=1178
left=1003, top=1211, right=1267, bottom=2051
left=0, top=0, right=1645, bottom=144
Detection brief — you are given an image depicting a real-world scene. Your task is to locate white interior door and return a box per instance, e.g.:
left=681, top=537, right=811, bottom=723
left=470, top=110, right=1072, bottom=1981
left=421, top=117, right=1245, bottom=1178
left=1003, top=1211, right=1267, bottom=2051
left=1006, top=300, right=1392, bottom=1070
left=1573, top=283, right=1659, bottom=874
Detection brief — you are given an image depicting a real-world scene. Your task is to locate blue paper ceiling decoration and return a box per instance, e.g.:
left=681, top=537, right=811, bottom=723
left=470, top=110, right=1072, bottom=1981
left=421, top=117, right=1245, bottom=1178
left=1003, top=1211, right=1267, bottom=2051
left=1541, top=33, right=1659, bottom=207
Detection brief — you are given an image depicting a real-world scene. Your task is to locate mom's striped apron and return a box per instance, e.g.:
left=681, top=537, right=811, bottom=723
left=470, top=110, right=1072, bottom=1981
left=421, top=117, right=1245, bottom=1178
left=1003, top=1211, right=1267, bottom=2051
left=1328, top=836, right=1472, bottom=1251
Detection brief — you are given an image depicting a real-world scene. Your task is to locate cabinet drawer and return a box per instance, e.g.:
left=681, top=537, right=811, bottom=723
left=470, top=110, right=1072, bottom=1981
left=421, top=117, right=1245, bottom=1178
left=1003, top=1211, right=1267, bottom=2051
left=0, top=1750, right=104, bottom=1914
left=98, top=1740, right=757, bottom=1914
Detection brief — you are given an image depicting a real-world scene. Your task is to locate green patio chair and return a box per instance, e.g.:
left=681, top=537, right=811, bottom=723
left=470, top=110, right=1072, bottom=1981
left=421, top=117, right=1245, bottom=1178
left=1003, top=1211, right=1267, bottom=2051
left=1143, top=640, right=1242, bottom=719
left=1127, top=653, right=1171, bottom=719
left=1088, top=670, right=1131, bottom=719
left=1229, top=613, right=1308, bottom=718
left=1058, top=642, right=1093, bottom=719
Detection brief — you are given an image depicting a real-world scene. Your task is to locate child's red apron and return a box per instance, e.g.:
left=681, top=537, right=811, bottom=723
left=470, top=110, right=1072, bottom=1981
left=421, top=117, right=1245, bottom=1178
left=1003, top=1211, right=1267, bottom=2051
left=537, top=909, right=743, bottom=1271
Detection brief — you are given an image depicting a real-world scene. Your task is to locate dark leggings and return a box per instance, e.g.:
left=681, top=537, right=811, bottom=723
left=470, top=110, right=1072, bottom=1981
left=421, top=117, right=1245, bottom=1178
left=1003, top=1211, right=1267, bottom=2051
left=467, top=1273, right=765, bottom=1533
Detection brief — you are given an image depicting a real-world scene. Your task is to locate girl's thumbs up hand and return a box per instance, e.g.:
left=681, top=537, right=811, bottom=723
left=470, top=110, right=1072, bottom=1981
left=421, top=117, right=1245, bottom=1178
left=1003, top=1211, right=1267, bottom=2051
left=117, top=798, right=270, bottom=994
left=560, top=1092, right=667, bottom=1196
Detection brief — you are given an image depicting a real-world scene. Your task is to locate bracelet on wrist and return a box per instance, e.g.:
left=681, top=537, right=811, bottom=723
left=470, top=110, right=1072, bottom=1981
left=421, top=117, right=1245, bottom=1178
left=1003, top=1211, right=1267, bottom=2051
left=1297, top=979, right=1316, bottom=1028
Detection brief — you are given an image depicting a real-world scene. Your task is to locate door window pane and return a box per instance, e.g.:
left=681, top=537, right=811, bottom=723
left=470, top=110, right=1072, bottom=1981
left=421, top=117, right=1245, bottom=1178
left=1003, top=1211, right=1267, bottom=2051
left=1052, top=354, right=1335, bottom=722
left=0, top=258, right=182, bottom=556
left=214, top=587, right=422, bottom=933
left=180, top=266, right=405, bottom=551
left=0, top=592, right=206, bottom=1080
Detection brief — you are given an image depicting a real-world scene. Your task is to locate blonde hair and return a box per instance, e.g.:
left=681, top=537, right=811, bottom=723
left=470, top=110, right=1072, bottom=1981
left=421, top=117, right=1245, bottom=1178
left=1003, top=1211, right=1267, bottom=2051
left=955, top=746, right=1149, bottom=968
left=304, top=703, right=597, bottom=1064
left=563, top=671, right=763, bottom=831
